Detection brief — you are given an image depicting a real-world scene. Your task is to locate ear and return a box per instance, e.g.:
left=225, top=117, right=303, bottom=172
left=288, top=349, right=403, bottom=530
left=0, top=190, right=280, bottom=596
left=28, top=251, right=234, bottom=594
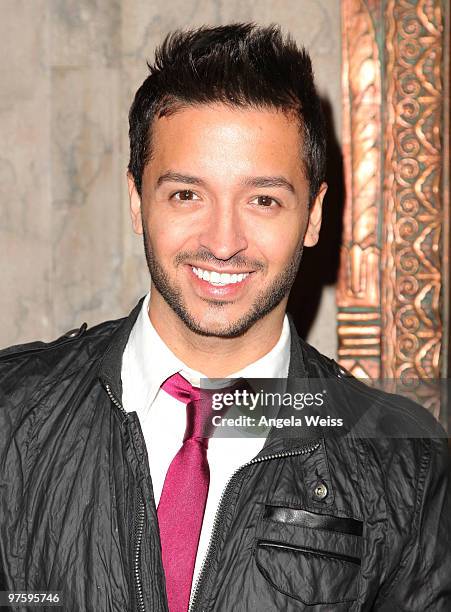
left=127, top=172, right=143, bottom=235
left=303, top=182, right=327, bottom=247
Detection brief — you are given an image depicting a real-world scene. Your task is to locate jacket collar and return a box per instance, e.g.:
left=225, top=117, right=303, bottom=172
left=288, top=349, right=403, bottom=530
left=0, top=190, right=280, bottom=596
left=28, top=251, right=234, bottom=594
left=98, top=297, right=309, bottom=404
left=98, top=297, right=145, bottom=402
left=287, top=313, right=308, bottom=379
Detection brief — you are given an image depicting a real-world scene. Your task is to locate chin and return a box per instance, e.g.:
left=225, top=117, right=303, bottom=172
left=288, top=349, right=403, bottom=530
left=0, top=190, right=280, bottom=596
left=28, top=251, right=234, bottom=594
left=182, top=311, right=248, bottom=338
left=173, top=300, right=268, bottom=338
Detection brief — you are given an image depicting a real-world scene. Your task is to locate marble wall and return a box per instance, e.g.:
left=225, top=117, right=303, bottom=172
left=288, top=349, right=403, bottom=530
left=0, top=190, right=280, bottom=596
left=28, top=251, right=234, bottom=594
left=0, top=0, right=341, bottom=357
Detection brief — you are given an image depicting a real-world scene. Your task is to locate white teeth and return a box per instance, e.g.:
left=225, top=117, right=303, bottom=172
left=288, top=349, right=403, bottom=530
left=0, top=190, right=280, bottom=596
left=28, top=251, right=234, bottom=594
left=192, top=266, right=249, bottom=285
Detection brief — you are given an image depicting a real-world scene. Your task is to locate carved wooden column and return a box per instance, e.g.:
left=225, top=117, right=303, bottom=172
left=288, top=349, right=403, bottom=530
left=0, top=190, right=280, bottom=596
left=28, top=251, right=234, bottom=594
left=339, top=0, right=449, bottom=419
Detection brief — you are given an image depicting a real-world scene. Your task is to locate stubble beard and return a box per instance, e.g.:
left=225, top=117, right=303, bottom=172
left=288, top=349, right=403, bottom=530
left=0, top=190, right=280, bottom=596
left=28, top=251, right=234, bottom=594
left=142, top=225, right=303, bottom=338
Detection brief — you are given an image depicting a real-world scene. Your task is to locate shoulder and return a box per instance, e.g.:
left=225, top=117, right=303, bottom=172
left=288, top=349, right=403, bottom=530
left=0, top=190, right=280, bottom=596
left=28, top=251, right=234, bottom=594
left=0, top=316, right=125, bottom=398
left=289, top=328, right=450, bottom=558
left=289, top=329, right=446, bottom=441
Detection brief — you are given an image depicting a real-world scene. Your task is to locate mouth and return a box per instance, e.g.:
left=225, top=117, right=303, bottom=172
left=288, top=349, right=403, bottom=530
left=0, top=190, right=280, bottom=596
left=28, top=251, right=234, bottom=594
left=190, top=265, right=252, bottom=287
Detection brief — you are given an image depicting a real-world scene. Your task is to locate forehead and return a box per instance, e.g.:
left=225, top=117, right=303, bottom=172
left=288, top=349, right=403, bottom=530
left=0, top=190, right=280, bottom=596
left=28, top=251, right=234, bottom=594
left=147, top=103, right=305, bottom=181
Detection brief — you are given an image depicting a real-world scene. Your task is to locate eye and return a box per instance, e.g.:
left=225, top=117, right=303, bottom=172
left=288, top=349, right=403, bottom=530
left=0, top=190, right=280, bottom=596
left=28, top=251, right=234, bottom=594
left=250, top=195, right=280, bottom=208
left=170, top=190, right=201, bottom=201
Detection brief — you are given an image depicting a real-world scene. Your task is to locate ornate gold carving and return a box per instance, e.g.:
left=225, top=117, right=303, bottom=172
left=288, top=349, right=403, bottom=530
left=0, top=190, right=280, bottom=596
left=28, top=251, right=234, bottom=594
left=338, top=0, right=382, bottom=378
left=339, top=0, right=447, bottom=421
left=382, top=0, right=444, bottom=417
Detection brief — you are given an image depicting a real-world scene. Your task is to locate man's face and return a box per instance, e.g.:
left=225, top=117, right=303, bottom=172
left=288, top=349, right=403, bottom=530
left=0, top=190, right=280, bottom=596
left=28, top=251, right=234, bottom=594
left=128, top=103, right=326, bottom=337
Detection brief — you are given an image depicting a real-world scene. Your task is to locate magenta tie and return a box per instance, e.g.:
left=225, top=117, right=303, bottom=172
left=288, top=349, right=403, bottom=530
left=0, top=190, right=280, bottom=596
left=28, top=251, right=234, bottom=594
left=157, top=373, right=212, bottom=612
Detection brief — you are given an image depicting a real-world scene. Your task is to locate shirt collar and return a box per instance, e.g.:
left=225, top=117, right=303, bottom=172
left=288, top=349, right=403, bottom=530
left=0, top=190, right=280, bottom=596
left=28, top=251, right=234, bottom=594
left=122, top=292, right=291, bottom=412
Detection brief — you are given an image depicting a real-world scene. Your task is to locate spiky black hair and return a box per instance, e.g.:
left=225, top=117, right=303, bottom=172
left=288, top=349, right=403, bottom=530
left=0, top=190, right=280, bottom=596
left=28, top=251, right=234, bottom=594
left=128, top=23, right=326, bottom=204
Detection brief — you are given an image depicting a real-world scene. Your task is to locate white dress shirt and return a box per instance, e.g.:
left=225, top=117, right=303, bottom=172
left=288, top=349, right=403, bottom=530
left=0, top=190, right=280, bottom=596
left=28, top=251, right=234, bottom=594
left=121, top=293, right=291, bottom=594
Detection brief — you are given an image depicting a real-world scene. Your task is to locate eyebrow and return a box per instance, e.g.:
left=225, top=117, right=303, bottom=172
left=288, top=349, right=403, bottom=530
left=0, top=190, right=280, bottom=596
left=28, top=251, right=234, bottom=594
left=156, top=171, right=296, bottom=194
left=156, top=171, right=205, bottom=188
left=243, top=176, right=295, bottom=194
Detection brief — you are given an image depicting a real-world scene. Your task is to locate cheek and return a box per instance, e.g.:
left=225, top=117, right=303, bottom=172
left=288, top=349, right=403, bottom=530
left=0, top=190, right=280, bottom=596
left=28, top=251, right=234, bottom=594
left=254, top=218, right=305, bottom=267
left=146, top=209, right=197, bottom=255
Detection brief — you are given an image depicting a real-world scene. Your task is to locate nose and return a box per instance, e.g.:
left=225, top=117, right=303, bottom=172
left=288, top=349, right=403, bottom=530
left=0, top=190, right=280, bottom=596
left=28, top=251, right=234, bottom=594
left=198, top=201, right=248, bottom=261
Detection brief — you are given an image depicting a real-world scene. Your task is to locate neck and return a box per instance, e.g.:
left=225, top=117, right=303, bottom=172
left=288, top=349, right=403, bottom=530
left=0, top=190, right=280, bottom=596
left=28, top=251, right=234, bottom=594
left=148, top=293, right=287, bottom=378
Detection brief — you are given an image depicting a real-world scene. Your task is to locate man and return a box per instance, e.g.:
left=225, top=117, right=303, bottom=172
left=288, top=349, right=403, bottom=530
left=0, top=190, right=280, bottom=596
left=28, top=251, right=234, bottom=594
left=0, top=23, right=449, bottom=612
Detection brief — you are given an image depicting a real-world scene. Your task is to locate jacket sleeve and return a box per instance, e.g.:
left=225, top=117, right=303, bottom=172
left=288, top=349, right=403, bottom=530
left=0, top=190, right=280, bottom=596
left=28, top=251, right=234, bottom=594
left=376, top=437, right=451, bottom=610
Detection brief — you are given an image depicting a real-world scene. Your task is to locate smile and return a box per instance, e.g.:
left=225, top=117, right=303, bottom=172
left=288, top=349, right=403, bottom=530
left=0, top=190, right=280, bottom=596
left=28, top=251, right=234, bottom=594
left=191, top=266, right=250, bottom=286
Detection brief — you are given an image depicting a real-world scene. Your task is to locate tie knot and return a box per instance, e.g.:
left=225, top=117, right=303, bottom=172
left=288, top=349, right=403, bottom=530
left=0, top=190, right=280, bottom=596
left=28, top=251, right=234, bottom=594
left=161, top=372, right=249, bottom=444
left=161, top=372, right=200, bottom=404
left=185, top=396, right=213, bottom=444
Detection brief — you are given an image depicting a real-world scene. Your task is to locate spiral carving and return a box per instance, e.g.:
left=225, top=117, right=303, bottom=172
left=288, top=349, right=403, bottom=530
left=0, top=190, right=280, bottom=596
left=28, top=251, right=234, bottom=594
left=339, top=0, right=446, bottom=420
left=382, top=0, right=444, bottom=416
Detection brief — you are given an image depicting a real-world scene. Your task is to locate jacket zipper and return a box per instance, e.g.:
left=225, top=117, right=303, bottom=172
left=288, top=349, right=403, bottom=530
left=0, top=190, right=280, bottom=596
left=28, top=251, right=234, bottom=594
left=106, top=381, right=320, bottom=612
left=133, top=491, right=146, bottom=612
left=188, top=440, right=321, bottom=612
left=105, top=383, right=146, bottom=612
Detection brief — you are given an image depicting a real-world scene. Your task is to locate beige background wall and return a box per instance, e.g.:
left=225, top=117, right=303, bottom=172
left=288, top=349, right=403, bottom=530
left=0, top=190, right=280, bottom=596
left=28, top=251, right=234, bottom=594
left=0, top=0, right=341, bottom=357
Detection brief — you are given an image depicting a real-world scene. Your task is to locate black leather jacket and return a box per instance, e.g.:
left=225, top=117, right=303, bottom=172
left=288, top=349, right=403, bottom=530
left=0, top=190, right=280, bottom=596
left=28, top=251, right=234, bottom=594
left=0, top=298, right=450, bottom=611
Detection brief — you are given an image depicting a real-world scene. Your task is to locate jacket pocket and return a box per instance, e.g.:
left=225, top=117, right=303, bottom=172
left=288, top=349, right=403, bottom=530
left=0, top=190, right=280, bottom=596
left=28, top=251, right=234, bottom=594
left=254, top=504, right=363, bottom=606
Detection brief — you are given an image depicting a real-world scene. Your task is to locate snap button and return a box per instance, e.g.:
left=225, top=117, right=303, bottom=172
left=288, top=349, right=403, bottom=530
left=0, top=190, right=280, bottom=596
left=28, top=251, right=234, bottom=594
left=65, top=329, right=79, bottom=338
left=313, top=481, right=328, bottom=501
left=63, top=322, right=88, bottom=339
